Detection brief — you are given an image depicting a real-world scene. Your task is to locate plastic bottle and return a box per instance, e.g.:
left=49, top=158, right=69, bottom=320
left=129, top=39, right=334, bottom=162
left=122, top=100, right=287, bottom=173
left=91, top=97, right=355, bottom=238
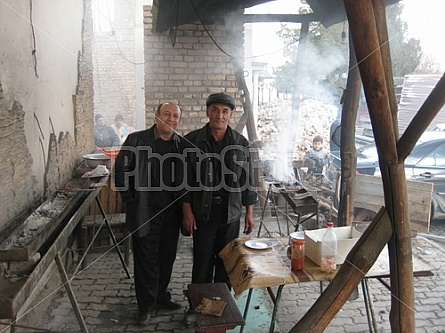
left=321, top=222, right=337, bottom=273
left=291, top=239, right=305, bottom=271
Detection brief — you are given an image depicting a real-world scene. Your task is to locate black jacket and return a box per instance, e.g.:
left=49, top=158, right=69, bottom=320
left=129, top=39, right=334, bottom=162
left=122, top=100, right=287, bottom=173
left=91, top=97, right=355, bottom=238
left=182, top=124, right=257, bottom=223
left=94, top=125, right=121, bottom=147
left=113, top=125, right=186, bottom=237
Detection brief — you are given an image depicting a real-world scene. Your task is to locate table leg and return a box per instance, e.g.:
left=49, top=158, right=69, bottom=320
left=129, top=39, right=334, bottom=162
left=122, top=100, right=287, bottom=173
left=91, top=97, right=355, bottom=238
left=239, top=288, right=254, bottom=333
left=10, top=317, right=16, bottom=333
left=271, top=193, right=282, bottom=235
left=95, top=197, right=131, bottom=278
left=361, top=279, right=378, bottom=332
left=258, top=185, right=273, bottom=237
left=73, top=217, right=107, bottom=277
left=55, top=253, right=89, bottom=333
left=285, top=201, right=290, bottom=235
left=268, top=285, right=284, bottom=333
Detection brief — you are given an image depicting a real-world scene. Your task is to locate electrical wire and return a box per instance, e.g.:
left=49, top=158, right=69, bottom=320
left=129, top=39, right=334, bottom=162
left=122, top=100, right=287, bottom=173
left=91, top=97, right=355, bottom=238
left=29, top=0, right=39, bottom=78
left=168, top=0, right=180, bottom=46
left=188, top=0, right=233, bottom=58
left=188, top=0, right=324, bottom=64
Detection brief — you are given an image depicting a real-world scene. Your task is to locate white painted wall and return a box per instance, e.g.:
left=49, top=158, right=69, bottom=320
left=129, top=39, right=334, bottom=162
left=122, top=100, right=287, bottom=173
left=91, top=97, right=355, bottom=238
left=0, top=0, right=83, bottom=191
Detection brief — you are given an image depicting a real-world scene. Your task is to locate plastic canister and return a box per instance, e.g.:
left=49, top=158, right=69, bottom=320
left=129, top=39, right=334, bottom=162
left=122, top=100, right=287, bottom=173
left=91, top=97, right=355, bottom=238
left=321, top=222, right=338, bottom=273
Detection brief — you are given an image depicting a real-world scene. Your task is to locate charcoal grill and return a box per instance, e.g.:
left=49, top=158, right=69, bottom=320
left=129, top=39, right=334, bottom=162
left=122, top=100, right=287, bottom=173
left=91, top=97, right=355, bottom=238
left=257, top=181, right=319, bottom=237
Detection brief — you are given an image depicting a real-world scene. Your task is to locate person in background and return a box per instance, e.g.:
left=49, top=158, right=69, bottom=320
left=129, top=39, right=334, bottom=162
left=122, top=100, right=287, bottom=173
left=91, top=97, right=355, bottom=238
left=111, top=114, right=135, bottom=144
left=304, top=135, right=329, bottom=176
left=181, top=92, right=257, bottom=325
left=113, top=103, right=186, bottom=327
left=94, top=113, right=121, bottom=148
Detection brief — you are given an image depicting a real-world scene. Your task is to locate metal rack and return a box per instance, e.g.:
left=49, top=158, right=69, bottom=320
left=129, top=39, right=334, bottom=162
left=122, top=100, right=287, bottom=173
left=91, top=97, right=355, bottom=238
left=257, top=182, right=319, bottom=237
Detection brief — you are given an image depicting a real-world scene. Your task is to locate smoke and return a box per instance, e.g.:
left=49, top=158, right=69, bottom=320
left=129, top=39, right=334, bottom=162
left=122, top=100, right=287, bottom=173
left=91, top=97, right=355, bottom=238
left=295, top=42, right=346, bottom=105
left=258, top=99, right=338, bottom=182
left=258, top=42, right=344, bottom=181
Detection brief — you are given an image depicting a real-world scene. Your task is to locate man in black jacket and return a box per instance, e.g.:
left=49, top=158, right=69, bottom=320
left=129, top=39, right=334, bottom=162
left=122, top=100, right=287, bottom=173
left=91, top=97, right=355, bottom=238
left=181, top=93, right=257, bottom=325
left=93, top=114, right=121, bottom=148
left=113, top=102, right=185, bottom=327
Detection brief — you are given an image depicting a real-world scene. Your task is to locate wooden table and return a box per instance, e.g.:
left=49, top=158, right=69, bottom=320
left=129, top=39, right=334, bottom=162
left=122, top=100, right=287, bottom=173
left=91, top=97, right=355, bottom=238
left=219, top=237, right=434, bottom=333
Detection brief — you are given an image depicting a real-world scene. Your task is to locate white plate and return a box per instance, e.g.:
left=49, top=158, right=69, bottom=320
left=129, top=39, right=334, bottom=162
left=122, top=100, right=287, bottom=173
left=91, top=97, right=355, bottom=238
left=245, top=239, right=272, bottom=250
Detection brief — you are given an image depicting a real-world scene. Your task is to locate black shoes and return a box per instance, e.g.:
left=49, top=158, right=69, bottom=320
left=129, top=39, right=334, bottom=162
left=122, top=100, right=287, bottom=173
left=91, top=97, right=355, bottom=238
left=137, top=298, right=180, bottom=326
left=137, top=312, right=151, bottom=327
left=183, top=308, right=196, bottom=327
left=157, top=298, right=182, bottom=310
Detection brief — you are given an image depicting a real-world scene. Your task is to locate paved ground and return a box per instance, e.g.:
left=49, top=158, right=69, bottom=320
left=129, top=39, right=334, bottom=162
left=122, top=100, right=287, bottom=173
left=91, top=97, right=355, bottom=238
left=12, top=211, right=445, bottom=333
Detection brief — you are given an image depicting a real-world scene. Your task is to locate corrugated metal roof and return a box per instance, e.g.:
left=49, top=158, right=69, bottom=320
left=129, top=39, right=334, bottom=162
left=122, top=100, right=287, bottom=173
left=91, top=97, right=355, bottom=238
left=398, top=74, right=445, bottom=133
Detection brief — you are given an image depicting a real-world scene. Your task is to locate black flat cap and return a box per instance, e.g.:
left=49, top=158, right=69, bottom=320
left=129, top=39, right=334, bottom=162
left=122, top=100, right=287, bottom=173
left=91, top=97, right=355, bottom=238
left=95, top=114, right=104, bottom=122
left=206, top=93, right=235, bottom=110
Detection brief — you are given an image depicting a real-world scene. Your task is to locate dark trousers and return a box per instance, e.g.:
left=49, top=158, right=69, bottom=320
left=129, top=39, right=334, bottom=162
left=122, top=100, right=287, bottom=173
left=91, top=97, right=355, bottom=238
left=132, top=206, right=180, bottom=313
left=191, top=198, right=240, bottom=285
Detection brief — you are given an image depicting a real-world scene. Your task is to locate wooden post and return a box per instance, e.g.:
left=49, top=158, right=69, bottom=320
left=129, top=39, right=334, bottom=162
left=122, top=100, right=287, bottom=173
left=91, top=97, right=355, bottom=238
left=372, top=0, right=399, bottom=138
left=343, top=0, right=413, bottom=331
left=337, top=35, right=361, bottom=227
left=290, top=21, right=309, bottom=155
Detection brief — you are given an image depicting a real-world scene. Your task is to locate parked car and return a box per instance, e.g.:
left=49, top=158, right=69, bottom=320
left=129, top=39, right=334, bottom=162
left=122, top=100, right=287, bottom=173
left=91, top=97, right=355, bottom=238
left=405, top=138, right=445, bottom=220
left=328, top=135, right=445, bottom=221
left=354, top=131, right=445, bottom=177
left=325, top=148, right=378, bottom=184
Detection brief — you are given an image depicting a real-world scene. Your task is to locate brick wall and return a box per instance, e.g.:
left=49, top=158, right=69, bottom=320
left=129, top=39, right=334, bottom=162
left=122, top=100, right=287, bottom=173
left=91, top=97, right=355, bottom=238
left=93, top=0, right=138, bottom=128
left=143, top=5, right=244, bottom=135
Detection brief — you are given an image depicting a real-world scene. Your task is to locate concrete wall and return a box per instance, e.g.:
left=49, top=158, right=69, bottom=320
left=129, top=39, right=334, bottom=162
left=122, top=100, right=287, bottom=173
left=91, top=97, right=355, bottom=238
left=143, top=6, right=245, bottom=135
left=0, top=0, right=94, bottom=236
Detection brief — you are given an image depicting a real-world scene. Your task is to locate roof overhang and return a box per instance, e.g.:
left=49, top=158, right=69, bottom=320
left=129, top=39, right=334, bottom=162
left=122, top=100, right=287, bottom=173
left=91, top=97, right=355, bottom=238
left=151, top=0, right=402, bottom=33
left=151, top=0, right=271, bottom=33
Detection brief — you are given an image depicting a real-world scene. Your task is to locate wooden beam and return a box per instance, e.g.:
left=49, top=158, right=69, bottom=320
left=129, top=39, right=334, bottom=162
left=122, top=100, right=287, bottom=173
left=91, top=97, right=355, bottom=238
left=372, top=0, right=399, bottom=138
left=233, top=63, right=257, bottom=140
left=386, top=163, right=414, bottom=333
left=337, top=35, right=361, bottom=227
left=242, top=13, right=320, bottom=24
left=344, top=1, right=397, bottom=165
left=344, top=0, right=415, bottom=332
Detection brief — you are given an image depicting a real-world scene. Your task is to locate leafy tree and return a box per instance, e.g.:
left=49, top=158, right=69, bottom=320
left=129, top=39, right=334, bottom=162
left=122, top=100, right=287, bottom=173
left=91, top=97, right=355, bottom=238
left=415, top=54, right=442, bottom=74
left=273, top=3, right=423, bottom=98
left=386, top=3, right=422, bottom=77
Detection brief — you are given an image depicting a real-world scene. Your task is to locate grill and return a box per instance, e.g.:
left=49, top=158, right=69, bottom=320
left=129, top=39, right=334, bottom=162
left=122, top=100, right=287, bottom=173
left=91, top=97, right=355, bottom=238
left=258, top=160, right=337, bottom=237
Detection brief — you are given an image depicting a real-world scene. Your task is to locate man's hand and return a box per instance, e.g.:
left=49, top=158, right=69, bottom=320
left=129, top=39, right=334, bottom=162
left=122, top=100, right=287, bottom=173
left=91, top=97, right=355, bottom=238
left=182, top=202, right=197, bottom=235
left=243, top=205, right=254, bottom=235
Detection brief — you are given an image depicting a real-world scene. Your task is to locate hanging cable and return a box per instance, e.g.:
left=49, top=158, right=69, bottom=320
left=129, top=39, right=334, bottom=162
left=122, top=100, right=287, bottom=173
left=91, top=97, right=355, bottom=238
left=169, top=0, right=180, bottom=46
left=188, top=0, right=233, bottom=58
left=29, top=0, right=39, bottom=78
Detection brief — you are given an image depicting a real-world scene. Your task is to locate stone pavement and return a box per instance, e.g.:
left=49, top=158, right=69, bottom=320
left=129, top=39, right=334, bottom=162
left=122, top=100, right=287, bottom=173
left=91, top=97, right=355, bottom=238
left=28, top=215, right=445, bottom=333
